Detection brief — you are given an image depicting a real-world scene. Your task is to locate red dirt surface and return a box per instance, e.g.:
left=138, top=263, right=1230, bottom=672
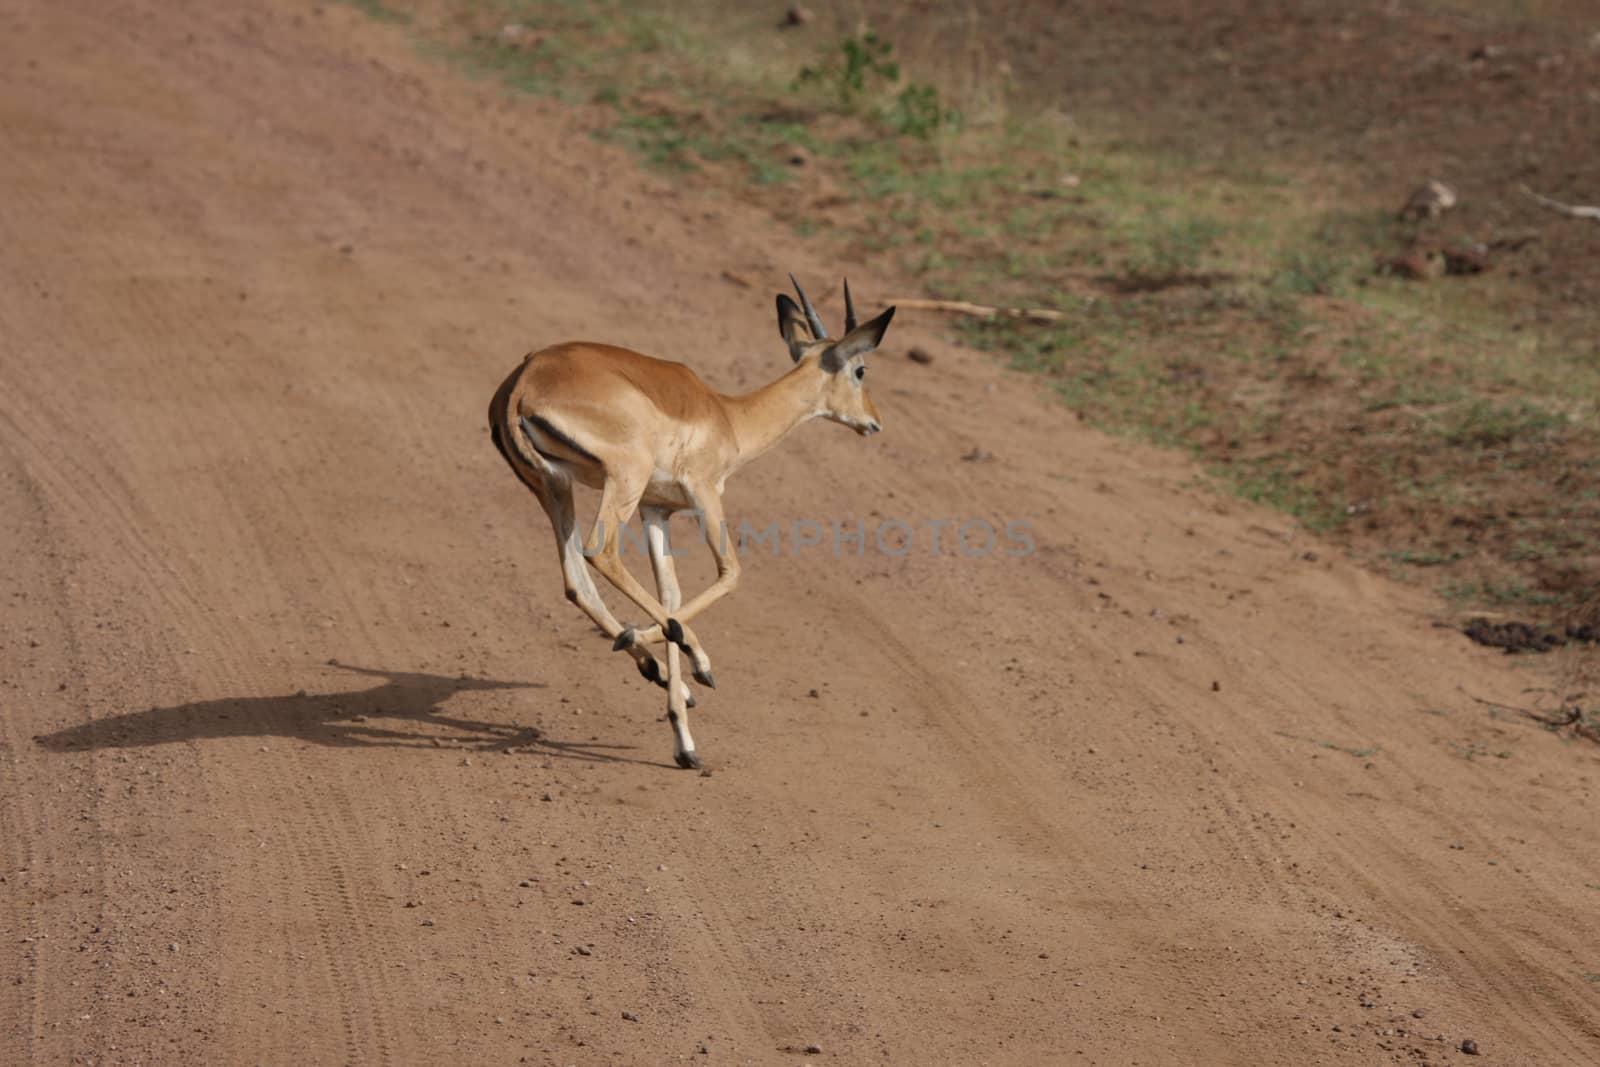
left=2, top=2, right=1597, bottom=1064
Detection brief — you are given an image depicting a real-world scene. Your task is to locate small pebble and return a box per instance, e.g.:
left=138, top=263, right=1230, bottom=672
left=622, top=1011, right=639, bottom=1022
left=1461, top=1038, right=1479, bottom=1056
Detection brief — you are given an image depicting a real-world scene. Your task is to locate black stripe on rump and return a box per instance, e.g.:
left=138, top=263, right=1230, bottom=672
left=520, top=413, right=601, bottom=466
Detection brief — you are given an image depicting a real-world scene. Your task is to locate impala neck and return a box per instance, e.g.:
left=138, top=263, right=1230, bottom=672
left=720, top=361, right=825, bottom=473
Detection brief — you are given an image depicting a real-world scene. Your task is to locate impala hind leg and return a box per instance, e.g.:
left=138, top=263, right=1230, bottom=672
left=643, top=508, right=698, bottom=768
left=530, top=470, right=684, bottom=700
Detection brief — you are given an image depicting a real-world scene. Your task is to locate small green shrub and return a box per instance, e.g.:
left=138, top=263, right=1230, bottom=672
left=888, top=83, right=958, bottom=140
left=795, top=31, right=899, bottom=107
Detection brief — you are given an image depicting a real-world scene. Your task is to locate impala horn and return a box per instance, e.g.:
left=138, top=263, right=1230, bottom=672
left=789, top=274, right=828, bottom=340
left=843, top=278, right=858, bottom=333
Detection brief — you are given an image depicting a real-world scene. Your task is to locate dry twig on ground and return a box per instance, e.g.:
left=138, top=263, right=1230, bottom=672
left=887, top=298, right=1071, bottom=324
left=1519, top=185, right=1600, bottom=222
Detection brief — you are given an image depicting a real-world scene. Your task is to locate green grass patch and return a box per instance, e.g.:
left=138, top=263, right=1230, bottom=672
left=340, top=0, right=411, bottom=23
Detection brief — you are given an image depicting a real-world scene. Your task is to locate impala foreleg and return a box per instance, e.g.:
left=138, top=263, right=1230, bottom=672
left=586, top=479, right=715, bottom=687
left=629, top=495, right=740, bottom=666
left=643, top=508, right=699, bottom=768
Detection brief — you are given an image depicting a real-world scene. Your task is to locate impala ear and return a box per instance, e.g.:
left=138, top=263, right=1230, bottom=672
left=776, top=293, right=813, bottom=362
left=820, top=305, right=896, bottom=373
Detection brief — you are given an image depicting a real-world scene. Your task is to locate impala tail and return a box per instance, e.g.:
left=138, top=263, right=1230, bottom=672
left=487, top=356, right=550, bottom=499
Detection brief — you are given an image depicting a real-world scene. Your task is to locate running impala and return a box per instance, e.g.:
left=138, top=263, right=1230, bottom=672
left=488, top=277, right=895, bottom=768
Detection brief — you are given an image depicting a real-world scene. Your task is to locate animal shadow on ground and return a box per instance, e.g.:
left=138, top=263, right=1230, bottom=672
left=34, top=661, right=672, bottom=767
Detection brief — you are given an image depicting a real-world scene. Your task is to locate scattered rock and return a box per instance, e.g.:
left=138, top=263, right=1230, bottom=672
left=1380, top=236, right=1490, bottom=280
left=1413, top=1008, right=1427, bottom=1019
left=804, top=1044, right=823, bottom=1055
left=778, top=143, right=811, bottom=168
left=906, top=345, right=935, bottom=365
left=573, top=945, right=591, bottom=956
left=1211, top=680, right=1221, bottom=692
left=1462, top=617, right=1564, bottom=654
left=1567, top=621, right=1600, bottom=644
left=807, top=688, right=820, bottom=698
left=1460, top=1038, right=1480, bottom=1055
left=781, top=6, right=814, bottom=28
left=499, top=23, right=527, bottom=44
left=698, top=767, right=714, bottom=778
left=1441, top=243, right=1491, bottom=275
left=1401, top=179, right=1457, bottom=220
left=622, top=1010, right=640, bottom=1022
left=961, top=446, right=994, bottom=463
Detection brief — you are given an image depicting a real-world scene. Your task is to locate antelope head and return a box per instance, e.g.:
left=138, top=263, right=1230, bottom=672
left=777, top=275, right=895, bottom=437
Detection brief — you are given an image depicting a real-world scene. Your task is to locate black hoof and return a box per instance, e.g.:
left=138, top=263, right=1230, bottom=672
left=675, top=750, right=701, bottom=770
left=665, top=617, right=685, bottom=647
left=693, top=666, right=715, bottom=689
left=612, top=626, right=636, bottom=652
left=637, top=657, right=664, bottom=686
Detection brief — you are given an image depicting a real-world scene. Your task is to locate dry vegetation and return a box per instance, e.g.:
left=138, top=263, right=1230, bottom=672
left=358, top=0, right=1598, bottom=634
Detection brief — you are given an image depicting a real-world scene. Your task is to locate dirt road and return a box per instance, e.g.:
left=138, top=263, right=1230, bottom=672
left=2, top=2, right=1596, bottom=1063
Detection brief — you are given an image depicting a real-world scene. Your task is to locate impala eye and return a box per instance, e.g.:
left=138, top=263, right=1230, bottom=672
left=854, top=365, right=866, bottom=382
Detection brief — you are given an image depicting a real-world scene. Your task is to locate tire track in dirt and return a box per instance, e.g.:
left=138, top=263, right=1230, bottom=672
left=3, top=278, right=408, bottom=1067
left=277, top=780, right=399, bottom=1065
left=647, top=869, right=779, bottom=1057
left=1188, top=636, right=1600, bottom=1061
left=0, top=452, right=70, bottom=1063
